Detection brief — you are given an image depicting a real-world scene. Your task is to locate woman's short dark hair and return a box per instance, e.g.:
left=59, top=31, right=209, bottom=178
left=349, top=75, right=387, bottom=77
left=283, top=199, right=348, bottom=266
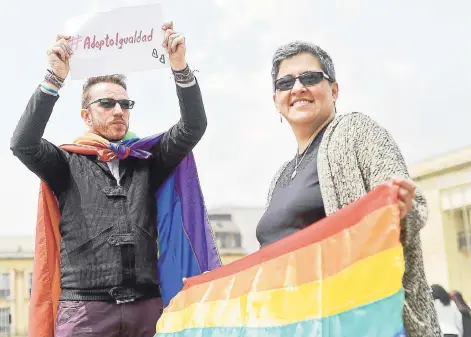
left=271, top=41, right=336, bottom=91
left=431, top=284, right=451, bottom=306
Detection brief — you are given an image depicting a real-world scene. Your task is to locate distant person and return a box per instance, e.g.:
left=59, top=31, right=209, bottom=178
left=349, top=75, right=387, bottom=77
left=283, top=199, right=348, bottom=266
left=432, top=284, right=463, bottom=337
left=451, top=291, right=471, bottom=337
left=10, top=21, right=220, bottom=337
left=255, top=40, right=441, bottom=337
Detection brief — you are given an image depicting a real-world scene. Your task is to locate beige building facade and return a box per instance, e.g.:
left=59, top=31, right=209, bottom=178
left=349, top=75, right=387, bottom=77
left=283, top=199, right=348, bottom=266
left=411, top=146, right=471, bottom=301
left=208, top=211, right=246, bottom=264
left=0, top=236, right=34, bottom=337
left=208, top=207, right=265, bottom=264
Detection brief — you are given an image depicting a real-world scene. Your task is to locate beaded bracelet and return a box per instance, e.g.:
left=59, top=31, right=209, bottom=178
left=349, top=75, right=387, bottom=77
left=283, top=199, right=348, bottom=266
left=45, top=69, right=65, bottom=89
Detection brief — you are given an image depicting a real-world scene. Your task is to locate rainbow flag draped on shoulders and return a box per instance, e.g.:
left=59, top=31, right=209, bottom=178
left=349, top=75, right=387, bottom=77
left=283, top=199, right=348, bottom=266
left=155, top=183, right=406, bottom=337
left=29, top=132, right=221, bottom=337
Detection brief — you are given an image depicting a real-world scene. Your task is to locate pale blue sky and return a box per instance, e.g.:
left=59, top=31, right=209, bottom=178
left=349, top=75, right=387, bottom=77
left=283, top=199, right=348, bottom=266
left=1, top=0, right=470, bottom=235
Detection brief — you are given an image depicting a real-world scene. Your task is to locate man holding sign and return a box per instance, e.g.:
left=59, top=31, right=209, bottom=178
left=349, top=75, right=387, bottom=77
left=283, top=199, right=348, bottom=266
left=10, top=21, right=220, bottom=337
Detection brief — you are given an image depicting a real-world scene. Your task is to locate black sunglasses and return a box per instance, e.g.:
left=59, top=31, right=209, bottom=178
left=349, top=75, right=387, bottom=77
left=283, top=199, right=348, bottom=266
left=274, top=71, right=333, bottom=91
left=86, top=98, right=135, bottom=110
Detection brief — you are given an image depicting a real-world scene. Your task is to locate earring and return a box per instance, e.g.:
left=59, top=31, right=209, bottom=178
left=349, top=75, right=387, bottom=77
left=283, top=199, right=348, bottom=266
left=280, top=113, right=283, bottom=123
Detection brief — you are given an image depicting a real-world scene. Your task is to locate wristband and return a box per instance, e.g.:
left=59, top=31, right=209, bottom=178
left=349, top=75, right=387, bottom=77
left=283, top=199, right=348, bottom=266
left=45, top=69, right=65, bottom=89
left=40, top=83, right=58, bottom=96
left=172, top=64, right=195, bottom=84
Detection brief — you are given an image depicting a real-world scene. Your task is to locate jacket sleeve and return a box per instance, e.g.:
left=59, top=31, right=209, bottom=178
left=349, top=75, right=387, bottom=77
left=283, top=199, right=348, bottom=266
left=150, top=81, right=207, bottom=186
left=10, top=87, right=70, bottom=194
left=353, top=112, right=427, bottom=248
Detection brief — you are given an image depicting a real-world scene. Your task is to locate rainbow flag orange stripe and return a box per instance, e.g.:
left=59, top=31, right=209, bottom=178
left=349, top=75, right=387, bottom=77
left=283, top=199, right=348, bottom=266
left=155, top=183, right=405, bottom=337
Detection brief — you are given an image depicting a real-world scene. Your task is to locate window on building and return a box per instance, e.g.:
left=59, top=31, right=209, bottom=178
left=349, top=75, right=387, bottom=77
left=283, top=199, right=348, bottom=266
left=441, top=185, right=471, bottom=251
left=215, top=232, right=242, bottom=249
left=0, top=308, right=11, bottom=334
left=208, top=214, right=232, bottom=221
left=27, top=272, right=33, bottom=297
left=0, top=273, right=10, bottom=298
left=450, top=206, right=471, bottom=251
left=232, top=233, right=242, bottom=248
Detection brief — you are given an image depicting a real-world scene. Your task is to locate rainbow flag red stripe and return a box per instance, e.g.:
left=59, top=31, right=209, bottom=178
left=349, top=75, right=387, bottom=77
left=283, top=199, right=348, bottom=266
left=155, top=183, right=405, bottom=337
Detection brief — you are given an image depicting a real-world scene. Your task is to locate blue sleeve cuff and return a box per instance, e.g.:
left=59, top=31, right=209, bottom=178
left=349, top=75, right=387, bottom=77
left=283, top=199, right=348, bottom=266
left=40, top=84, right=59, bottom=96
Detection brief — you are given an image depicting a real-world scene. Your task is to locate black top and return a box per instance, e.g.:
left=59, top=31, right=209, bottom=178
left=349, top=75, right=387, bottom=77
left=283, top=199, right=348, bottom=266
left=461, top=310, right=471, bottom=337
left=10, top=83, right=207, bottom=301
left=256, top=125, right=328, bottom=248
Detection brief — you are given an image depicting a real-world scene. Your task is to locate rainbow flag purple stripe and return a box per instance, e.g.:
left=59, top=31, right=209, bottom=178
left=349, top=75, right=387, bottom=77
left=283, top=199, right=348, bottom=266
left=121, top=134, right=221, bottom=305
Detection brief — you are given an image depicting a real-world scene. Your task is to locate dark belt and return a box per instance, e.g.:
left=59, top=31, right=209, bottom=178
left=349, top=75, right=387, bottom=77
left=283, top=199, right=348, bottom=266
left=60, top=285, right=161, bottom=304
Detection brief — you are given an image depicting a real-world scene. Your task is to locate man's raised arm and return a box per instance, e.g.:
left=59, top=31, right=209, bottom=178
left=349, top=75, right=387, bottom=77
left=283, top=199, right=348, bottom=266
left=10, top=34, right=72, bottom=191
left=150, top=22, right=207, bottom=178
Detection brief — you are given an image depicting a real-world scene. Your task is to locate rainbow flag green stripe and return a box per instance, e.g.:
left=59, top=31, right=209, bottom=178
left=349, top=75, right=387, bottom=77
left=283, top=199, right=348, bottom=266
left=156, top=290, right=405, bottom=337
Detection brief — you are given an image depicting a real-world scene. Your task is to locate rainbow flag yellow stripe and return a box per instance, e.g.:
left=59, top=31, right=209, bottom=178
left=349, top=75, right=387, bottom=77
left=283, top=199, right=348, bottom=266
left=155, top=183, right=405, bottom=337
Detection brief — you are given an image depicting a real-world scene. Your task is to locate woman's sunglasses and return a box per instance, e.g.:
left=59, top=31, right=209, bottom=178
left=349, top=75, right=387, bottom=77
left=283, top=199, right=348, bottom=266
left=86, top=98, right=135, bottom=110
left=274, top=71, right=333, bottom=91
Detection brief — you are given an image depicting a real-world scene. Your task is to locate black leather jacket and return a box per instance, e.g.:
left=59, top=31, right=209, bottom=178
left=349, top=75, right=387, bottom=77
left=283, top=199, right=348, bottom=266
left=10, top=82, right=207, bottom=301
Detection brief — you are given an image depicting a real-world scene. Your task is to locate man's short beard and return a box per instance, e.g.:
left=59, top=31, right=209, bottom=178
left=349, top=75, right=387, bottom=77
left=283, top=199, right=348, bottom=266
left=89, top=115, right=128, bottom=141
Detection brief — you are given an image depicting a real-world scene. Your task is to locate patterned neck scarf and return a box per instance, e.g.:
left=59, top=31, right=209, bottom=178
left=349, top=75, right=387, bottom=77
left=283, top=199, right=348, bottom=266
left=61, top=131, right=154, bottom=162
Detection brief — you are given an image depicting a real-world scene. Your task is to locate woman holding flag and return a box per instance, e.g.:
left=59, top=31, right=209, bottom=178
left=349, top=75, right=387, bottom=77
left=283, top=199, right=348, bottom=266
left=255, top=41, right=441, bottom=337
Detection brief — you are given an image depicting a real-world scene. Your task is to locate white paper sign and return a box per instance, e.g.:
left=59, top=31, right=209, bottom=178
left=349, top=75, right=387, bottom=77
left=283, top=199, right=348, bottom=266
left=65, top=3, right=169, bottom=80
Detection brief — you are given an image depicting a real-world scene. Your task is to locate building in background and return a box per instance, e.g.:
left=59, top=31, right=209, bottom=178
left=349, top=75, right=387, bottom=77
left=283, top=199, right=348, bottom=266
left=0, top=236, right=34, bottom=337
left=208, top=207, right=264, bottom=264
left=410, top=145, right=471, bottom=302
left=208, top=213, right=245, bottom=264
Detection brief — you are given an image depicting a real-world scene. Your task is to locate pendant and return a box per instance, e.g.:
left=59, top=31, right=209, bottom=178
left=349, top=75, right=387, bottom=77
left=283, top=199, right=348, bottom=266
left=291, top=170, right=297, bottom=179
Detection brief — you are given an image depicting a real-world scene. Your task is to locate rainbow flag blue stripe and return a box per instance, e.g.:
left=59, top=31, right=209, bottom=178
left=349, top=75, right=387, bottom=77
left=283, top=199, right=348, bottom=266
left=157, top=150, right=221, bottom=305
left=105, top=133, right=222, bottom=305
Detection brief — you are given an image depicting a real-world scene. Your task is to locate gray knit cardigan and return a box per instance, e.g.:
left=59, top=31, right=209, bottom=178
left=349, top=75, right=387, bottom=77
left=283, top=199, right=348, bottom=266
left=266, top=112, right=441, bottom=337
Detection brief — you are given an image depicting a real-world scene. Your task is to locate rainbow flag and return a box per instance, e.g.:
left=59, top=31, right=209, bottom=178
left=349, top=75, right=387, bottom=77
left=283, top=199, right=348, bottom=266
left=28, top=132, right=222, bottom=337
left=154, top=183, right=406, bottom=337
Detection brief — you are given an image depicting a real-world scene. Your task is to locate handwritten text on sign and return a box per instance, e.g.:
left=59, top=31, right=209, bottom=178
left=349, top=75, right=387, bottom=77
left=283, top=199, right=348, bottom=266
left=65, top=4, right=169, bottom=80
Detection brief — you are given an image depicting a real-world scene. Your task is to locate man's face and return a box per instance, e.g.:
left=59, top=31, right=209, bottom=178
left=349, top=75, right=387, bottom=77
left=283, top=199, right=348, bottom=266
left=81, top=82, right=131, bottom=141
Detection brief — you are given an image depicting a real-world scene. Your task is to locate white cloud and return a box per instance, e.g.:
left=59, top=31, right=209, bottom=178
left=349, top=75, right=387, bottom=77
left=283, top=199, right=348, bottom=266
left=212, top=0, right=278, bottom=39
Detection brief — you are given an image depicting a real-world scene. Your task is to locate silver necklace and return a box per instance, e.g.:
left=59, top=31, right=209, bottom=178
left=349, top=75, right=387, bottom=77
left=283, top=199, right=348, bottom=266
left=291, top=136, right=316, bottom=179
